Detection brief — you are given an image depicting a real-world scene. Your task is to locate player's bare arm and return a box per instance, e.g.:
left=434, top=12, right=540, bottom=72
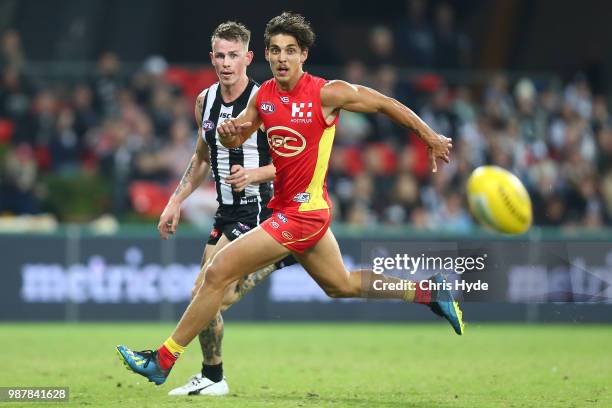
left=320, top=80, right=453, bottom=172
left=217, top=90, right=262, bottom=149
left=225, top=163, right=276, bottom=192
left=158, top=90, right=212, bottom=239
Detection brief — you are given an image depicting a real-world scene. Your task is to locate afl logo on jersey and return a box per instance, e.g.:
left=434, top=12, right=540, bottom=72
left=260, top=102, right=276, bottom=114
left=202, top=120, right=215, bottom=131
left=266, top=126, right=307, bottom=157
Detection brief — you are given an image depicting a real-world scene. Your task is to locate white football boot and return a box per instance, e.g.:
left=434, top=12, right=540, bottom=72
left=167, top=373, right=229, bottom=396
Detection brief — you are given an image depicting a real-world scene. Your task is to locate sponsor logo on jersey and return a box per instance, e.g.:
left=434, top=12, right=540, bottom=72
left=231, top=228, right=243, bottom=237
left=290, top=102, right=314, bottom=123
left=260, top=102, right=276, bottom=114
left=281, top=231, right=294, bottom=240
left=292, top=102, right=313, bottom=118
left=220, top=112, right=232, bottom=119
left=290, top=102, right=312, bottom=123
left=202, top=120, right=215, bottom=131
left=277, top=213, right=288, bottom=223
left=266, top=126, right=306, bottom=157
left=290, top=118, right=313, bottom=124
left=239, top=196, right=260, bottom=205
left=292, top=192, right=311, bottom=203
left=280, top=96, right=290, bottom=104
left=270, top=221, right=280, bottom=229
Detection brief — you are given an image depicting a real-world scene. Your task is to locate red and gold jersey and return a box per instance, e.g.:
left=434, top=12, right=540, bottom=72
left=256, top=73, right=338, bottom=212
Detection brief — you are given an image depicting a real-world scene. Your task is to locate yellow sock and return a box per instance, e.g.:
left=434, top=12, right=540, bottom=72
left=163, top=337, right=185, bottom=358
left=403, top=283, right=416, bottom=303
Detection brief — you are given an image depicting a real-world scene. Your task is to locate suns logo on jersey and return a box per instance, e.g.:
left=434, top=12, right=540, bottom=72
left=266, top=126, right=306, bottom=157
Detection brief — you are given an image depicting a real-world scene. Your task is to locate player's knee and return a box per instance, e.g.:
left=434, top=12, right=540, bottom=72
left=203, top=260, right=232, bottom=292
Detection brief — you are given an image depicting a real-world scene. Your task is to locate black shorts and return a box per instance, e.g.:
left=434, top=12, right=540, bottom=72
left=207, top=202, right=297, bottom=269
left=207, top=202, right=272, bottom=245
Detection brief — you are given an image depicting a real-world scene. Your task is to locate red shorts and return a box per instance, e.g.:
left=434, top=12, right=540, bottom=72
left=261, top=208, right=331, bottom=253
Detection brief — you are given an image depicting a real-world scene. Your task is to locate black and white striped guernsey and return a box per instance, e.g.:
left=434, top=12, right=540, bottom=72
left=200, top=79, right=272, bottom=206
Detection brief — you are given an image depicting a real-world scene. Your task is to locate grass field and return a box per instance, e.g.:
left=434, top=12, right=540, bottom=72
left=1, top=323, right=611, bottom=407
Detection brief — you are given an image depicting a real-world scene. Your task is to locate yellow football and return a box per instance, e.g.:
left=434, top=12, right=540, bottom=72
left=466, top=166, right=532, bottom=234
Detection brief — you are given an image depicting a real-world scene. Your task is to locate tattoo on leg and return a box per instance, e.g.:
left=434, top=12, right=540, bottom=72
left=234, top=264, right=276, bottom=301
left=199, top=312, right=224, bottom=363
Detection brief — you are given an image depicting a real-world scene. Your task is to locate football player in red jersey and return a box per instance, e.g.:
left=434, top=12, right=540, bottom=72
left=116, top=12, right=462, bottom=386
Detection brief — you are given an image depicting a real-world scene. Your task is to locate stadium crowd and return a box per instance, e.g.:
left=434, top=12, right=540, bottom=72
left=0, top=8, right=610, bottom=231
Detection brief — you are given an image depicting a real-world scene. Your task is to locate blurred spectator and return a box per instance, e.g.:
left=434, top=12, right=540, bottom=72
left=434, top=191, right=473, bottom=232
left=395, top=0, right=435, bottom=68
left=595, top=126, right=612, bottom=174
left=160, top=118, right=195, bottom=180
left=72, top=83, right=99, bottom=139
left=49, top=108, right=80, bottom=173
left=31, top=90, right=57, bottom=148
left=148, top=85, right=175, bottom=136
left=484, top=73, right=514, bottom=127
left=346, top=202, right=376, bottom=226
left=420, top=85, right=460, bottom=141
left=433, top=2, right=471, bottom=69
left=132, top=115, right=169, bottom=181
left=343, top=59, right=368, bottom=86
left=368, top=65, right=407, bottom=144
left=384, top=172, right=421, bottom=225
left=0, top=64, right=33, bottom=144
left=91, top=52, right=123, bottom=117
left=365, top=26, right=396, bottom=69
left=0, top=29, right=25, bottom=70
left=452, top=85, right=477, bottom=125
left=0, top=145, right=41, bottom=214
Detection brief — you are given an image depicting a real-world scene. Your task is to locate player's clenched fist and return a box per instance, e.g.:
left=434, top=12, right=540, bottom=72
left=217, top=119, right=252, bottom=140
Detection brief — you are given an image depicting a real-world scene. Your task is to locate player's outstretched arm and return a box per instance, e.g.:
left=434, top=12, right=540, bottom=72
left=225, top=163, right=276, bottom=192
left=321, top=80, right=452, bottom=172
left=217, top=89, right=262, bottom=149
left=158, top=91, right=211, bottom=239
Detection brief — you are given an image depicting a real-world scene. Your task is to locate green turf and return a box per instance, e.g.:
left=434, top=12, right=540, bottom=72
left=1, top=323, right=611, bottom=407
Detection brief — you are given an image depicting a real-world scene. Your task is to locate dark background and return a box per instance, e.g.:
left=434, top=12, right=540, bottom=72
left=3, top=0, right=610, bottom=85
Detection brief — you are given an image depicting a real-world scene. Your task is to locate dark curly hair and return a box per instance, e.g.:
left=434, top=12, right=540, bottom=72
left=211, top=21, right=250, bottom=48
left=264, top=12, right=315, bottom=50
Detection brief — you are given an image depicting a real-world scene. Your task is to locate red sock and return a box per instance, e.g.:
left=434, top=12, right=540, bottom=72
left=157, top=337, right=184, bottom=370
left=157, top=344, right=178, bottom=370
left=414, top=283, right=432, bottom=304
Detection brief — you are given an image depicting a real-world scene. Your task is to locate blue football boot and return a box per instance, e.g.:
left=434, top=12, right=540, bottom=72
left=428, top=274, right=465, bottom=335
left=116, top=345, right=171, bottom=385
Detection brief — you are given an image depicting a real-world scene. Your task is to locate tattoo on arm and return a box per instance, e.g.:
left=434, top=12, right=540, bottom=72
left=199, top=312, right=223, bottom=361
left=195, top=94, right=205, bottom=128
left=172, top=156, right=195, bottom=198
